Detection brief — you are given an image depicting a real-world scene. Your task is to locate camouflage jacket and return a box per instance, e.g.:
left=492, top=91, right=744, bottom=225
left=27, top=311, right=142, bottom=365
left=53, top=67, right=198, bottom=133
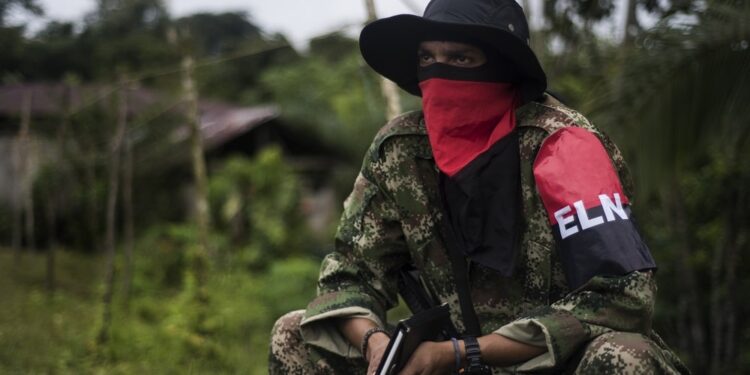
left=300, top=95, right=662, bottom=372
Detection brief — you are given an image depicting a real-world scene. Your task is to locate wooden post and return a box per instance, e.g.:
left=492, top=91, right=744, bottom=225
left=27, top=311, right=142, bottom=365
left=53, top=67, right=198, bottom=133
left=46, top=87, right=72, bottom=296
left=182, top=55, right=212, bottom=258
left=97, top=75, right=129, bottom=344
left=13, top=89, right=34, bottom=263
left=364, top=0, right=403, bottom=121
left=85, top=146, right=99, bottom=251
left=11, top=99, right=23, bottom=259
left=121, top=108, right=135, bottom=306
left=45, top=187, right=56, bottom=295
left=21, top=90, right=35, bottom=252
left=171, top=27, right=212, bottom=339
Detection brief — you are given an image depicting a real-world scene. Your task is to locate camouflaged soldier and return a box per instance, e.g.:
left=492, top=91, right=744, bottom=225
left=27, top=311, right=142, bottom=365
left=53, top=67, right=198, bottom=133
left=270, top=0, right=690, bottom=374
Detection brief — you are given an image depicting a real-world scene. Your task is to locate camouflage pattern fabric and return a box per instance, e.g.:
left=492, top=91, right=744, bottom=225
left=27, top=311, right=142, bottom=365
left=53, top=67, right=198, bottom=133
left=269, top=311, right=690, bottom=374
left=273, top=95, right=688, bottom=373
left=269, top=310, right=368, bottom=374
left=573, top=332, right=691, bottom=375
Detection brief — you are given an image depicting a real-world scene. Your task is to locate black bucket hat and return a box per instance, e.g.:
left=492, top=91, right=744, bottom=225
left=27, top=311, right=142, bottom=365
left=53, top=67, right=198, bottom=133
left=359, top=0, right=547, bottom=103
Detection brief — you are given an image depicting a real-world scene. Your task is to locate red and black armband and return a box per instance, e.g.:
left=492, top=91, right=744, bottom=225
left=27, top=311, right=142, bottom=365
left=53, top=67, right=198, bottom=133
left=533, top=127, right=656, bottom=289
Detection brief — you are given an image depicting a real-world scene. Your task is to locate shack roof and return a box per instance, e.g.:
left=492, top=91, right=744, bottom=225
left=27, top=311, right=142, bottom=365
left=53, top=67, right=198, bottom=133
left=0, top=83, right=280, bottom=151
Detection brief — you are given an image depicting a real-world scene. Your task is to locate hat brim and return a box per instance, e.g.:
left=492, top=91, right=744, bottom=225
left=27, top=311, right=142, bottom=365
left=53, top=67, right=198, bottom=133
left=360, top=14, right=547, bottom=102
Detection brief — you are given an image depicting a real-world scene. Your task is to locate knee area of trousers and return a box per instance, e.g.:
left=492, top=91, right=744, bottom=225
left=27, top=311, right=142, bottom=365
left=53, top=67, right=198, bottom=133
left=577, top=332, right=663, bottom=374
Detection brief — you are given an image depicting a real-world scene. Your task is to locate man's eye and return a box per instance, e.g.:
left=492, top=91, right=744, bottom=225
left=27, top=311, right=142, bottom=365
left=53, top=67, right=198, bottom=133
left=419, top=54, right=435, bottom=65
left=455, top=56, right=471, bottom=64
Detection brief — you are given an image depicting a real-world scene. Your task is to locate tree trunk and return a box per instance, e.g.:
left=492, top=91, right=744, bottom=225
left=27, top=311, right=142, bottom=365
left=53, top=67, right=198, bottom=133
left=97, top=79, right=129, bottom=344
left=667, top=185, right=707, bottom=371
left=45, top=189, right=56, bottom=295
left=521, top=0, right=531, bottom=15
left=182, top=55, right=211, bottom=318
left=46, top=87, right=72, bottom=296
left=20, top=90, right=35, bottom=253
left=182, top=55, right=212, bottom=253
left=622, top=0, right=639, bottom=46
left=364, top=0, right=377, bottom=21
left=364, top=0, right=402, bottom=121
left=676, top=297, right=690, bottom=357
left=179, top=52, right=213, bottom=338
left=84, top=144, right=99, bottom=251
left=709, top=228, right=725, bottom=375
left=121, top=120, right=134, bottom=306
left=714, top=185, right=743, bottom=373
left=11, top=136, right=22, bottom=262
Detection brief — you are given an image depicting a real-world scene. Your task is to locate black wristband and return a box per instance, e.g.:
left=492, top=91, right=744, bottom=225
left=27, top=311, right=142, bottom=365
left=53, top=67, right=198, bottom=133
left=361, top=327, right=388, bottom=360
left=451, top=337, right=461, bottom=373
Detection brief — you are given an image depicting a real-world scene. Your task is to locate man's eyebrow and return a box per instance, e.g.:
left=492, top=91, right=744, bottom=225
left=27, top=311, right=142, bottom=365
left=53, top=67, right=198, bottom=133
left=446, top=47, right=480, bottom=55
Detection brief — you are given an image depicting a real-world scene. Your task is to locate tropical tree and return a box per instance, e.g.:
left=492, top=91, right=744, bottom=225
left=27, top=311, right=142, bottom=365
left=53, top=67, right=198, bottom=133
left=259, top=32, right=393, bottom=163
left=0, top=0, right=42, bottom=27
left=592, top=2, right=750, bottom=373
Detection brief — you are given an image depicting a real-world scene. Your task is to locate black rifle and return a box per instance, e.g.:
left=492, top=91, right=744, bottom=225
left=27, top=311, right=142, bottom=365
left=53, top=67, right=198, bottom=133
left=375, top=303, right=453, bottom=375
left=398, top=264, right=459, bottom=340
left=370, top=267, right=459, bottom=375
left=396, top=264, right=458, bottom=339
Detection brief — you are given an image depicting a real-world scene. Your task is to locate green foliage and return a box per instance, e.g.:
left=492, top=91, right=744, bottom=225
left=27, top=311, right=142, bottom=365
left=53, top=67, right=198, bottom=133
left=587, top=3, right=750, bottom=372
left=175, top=12, right=298, bottom=104
left=260, top=258, right=320, bottom=323
left=174, top=12, right=261, bottom=57
left=594, top=2, right=750, bottom=193
left=1, top=0, right=294, bottom=95
left=0, top=0, right=43, bottom=27
left=91, top=0, right=169, bottom=37
left=131, top=224, right=192, bottom=291
left=260, top=43, right=386, bottom=161
left=0, top=251, right=100, bottom=373
left=0, top=242, right=320, bottom=373
left=541, top=37, right=620, bottom=111
left=308, top=31, right=359, bottom=63
left=4, top=0, right=749, bottom=373
left=642, top=145, right=750, bottom=372
left=209, top=146, right=312, bottom=263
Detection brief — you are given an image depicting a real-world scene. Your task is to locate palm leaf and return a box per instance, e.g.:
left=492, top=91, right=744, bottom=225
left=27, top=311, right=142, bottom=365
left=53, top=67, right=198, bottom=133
left=592, top=2, right=750, bottom=196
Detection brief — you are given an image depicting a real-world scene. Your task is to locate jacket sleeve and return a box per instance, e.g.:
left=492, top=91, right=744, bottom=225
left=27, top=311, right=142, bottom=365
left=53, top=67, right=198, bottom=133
left=299, top=141, right=411, bottom=358
left=495, top=127, right=657, bottom=371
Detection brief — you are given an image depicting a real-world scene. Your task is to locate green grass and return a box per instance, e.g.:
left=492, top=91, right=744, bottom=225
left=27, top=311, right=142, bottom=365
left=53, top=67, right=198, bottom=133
left=0, top=250, right=100, bottom=374
left=0, top=248, right=319, bottom=374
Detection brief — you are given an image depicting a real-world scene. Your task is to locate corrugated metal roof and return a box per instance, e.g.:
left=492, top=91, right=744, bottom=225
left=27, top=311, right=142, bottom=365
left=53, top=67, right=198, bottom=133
left=0, top=83, right=280, bottom=150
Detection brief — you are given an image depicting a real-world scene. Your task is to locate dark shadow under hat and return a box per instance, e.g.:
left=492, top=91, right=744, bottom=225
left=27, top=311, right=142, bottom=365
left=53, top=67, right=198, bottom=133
left=359, top=0, right=547, bottom=103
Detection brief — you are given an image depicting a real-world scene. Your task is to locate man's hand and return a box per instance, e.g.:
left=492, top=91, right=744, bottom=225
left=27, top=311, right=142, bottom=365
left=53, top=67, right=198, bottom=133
left=398, top=340, right=454, bottom=375
left=366, top=331, right=390, bottom=374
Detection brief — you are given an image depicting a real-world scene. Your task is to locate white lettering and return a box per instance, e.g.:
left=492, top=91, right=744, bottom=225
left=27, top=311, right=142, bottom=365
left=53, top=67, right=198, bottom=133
left=554, top=194, right=630, bottom=239
left=554, top=205, right=579, bottom=239
left=599, top=193, right=629, bottom=221
left=574, top=200, right=604, bottom=230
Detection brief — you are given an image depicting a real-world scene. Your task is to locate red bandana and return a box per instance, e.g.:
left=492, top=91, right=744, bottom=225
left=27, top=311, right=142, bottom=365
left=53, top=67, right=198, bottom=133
left=419, top=78, right=519, bottom=176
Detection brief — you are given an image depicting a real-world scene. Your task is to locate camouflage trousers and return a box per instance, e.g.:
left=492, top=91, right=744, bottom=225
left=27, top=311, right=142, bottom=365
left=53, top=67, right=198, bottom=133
left=269, top=310, right=687, bottom=375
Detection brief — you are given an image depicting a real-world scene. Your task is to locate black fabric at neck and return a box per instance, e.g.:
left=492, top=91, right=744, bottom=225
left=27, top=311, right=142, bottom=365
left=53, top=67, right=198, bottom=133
left=440, top=131, right=521, bottom=277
